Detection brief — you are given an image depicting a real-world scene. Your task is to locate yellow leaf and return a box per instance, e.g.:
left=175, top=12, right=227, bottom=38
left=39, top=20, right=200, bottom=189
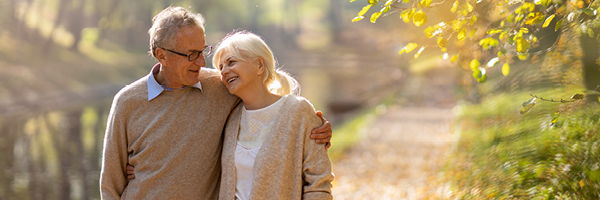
left=413, top=10, right=428, bottom=27
left=470, top=15, right=477, bottom=25
left=371, top=11, right=383, bottom=23
left=384, top=0, right=394, bottom=6
left=401, top=43, right=419, bottom=54
left=502, top=63, right=510, bottom=76
left=437, top=37, right=448, bottom=48
left=457, top=28, right=467, bottom=41
left=451, top=55, right=458, bottom=63
left=466, top=2, right=473, bottom=12
left=579, top=180, right=585, bottom=187
left=420, top=0, right=432, bottom=7
left=543, top=14, right=555, bottom=27
left=358, top=4, right=372, bottom=16
left=516, top=37, right=530, bottom=53
left=525, top=12, right=544, bottom=25
left=414, top=46, right=425, bottom=58
left=470, top=59, right=479, bottom=70
left=401, top=8, right=415, bottom=23
left=352, top=16, right=365, bottom=22
left=451, top=0, right=459, bottom=13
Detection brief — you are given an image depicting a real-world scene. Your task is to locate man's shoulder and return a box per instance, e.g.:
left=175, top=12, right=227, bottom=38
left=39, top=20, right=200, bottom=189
left=113, top=76, right=149, bottom=104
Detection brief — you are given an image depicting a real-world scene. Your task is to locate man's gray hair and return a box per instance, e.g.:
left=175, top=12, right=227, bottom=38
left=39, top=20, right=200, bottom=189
left=148, top=6, right=206, bottom=58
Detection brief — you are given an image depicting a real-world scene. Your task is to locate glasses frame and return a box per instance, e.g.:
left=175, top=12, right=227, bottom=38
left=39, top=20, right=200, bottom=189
left=162, top=45, right=212, bottom=62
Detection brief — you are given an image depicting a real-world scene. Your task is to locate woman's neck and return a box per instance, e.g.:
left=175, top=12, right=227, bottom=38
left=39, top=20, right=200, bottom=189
left=238, top=87, right=282, bottom=110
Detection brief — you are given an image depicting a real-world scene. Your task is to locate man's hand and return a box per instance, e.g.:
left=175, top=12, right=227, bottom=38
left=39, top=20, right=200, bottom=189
left=311, top=110, right=332, bottom=149
left=126, top=164, right=135, bottom=181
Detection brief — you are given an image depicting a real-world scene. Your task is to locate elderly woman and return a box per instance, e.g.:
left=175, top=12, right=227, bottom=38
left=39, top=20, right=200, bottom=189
left=213, top=31, right=334, bottom=200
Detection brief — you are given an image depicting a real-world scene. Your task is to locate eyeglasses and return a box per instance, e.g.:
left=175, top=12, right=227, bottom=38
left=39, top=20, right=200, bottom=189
left=162, top=45, right=212, bottom=62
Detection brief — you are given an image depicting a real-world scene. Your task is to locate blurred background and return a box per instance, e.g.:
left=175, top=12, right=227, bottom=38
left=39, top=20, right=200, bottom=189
left=1, top=0, right=599, bottom=199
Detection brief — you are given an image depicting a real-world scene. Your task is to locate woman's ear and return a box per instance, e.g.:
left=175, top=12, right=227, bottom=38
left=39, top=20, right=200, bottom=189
left=256, top=57, right=266, bottom=75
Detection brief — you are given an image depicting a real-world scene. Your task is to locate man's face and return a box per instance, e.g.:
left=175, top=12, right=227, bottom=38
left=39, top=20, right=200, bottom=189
left=158, top=26, right=207, bottom=88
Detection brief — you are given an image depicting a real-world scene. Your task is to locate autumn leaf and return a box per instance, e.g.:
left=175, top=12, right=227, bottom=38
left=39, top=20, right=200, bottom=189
left=413, top=10, right=428, bottom=27
left=502, top=63, right=510, bottom=76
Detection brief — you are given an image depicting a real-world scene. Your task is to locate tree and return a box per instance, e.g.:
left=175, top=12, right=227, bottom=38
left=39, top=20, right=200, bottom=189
left=350, top=0, right=600, bottom=103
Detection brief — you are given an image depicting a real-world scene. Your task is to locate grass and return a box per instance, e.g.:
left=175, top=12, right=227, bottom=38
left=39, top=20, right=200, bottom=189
left=443, top=88, right=600, bottom=199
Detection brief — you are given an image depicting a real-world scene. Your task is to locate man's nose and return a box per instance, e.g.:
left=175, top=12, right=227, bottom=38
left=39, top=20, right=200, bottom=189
left=195, top=56, right=206, bottom=67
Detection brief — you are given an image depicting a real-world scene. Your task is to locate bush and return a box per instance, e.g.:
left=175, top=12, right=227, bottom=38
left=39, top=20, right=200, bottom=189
left=445, top=88, right=600, bottom=199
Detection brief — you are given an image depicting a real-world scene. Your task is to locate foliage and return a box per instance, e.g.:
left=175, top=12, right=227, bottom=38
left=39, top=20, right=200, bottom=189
left=447, top=88, right=600, bottom=199
left=350, top=0, right=600, bottom=83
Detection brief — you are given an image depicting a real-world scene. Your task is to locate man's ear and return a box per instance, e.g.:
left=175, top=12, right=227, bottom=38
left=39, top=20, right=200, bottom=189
left=156, top=48, right=167, bottom=64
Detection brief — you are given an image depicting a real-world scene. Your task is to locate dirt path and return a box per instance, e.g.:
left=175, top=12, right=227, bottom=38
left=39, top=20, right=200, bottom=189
left=331, top=106, right=455, bottom=199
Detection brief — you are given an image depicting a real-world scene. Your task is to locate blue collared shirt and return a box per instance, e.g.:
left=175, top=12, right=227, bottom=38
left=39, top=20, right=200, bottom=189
left=147, top=63, right=203, bottom=101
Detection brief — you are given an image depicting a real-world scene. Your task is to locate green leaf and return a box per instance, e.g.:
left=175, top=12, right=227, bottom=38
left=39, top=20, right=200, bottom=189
left=571, top=93, right=584, bottom=100
left=502, top=63, right=510, bottom=76
left=583, top=90, right=600, bottom=95
left=550, top=112, right=560, bottom=125
left=525, top=12, right=544, bottom=25
left=399, top=43, right=419, bottom=55
left=413, top=10, right=428, bottom=27
left=457, top=28, right=467, bottom=41
left=401, top=8, right=415, bottom=23
left=420, top=0, right=432, bottom=7
left=371, top=11, right=383, bottom=23
left=555, top=19, right=562, bottom=31
left=470, top=59, right=480, bottom=70
left=414, top=46, right=425, bottom=58
left=520, top=98, right=536, bottom=114
left=451, top=0, right=459, bottom=13
left=498, top=48, right=506, bottom=57
left=516, top=37, right=530, bottom=53
left=472, top=67, right=486, bottom=82
left=487, top=57, right=499, bottom=67
left=543, top=14, right=555, bottom=28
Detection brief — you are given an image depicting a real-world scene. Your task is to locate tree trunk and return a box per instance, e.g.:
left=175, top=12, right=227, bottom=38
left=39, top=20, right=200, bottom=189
left=42, top=0, right=71, bottom=54
left=0, top=119, right=17, bottom=199
left=579, top=35, right=600, bottom=103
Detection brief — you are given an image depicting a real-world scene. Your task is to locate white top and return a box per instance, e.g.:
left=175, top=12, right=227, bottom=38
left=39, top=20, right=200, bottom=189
left=234, top=95, right=287, bottom=200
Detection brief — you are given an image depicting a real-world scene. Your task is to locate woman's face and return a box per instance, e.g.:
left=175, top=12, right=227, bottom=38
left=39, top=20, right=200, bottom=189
left=217, top=51, right=264, bottom=96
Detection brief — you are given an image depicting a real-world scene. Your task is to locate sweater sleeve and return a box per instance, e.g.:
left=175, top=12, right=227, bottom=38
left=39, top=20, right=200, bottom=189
left=100, top=92, right=130, bottom=199
left=297, top=99, right=334, bottom=200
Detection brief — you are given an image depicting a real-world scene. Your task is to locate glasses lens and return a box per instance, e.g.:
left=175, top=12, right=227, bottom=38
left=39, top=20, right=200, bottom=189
left=189, top=51, right=201, bottom=61
left=203, top=46, right=212, bottom=57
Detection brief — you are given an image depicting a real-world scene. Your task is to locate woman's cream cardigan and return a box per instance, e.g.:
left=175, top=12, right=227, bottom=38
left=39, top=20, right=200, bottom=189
left=219, top=95, right=334, bottom=200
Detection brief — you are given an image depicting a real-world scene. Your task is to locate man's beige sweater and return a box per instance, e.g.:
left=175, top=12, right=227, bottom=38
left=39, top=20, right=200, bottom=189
left=219, top=95, right=334, bottom=200
left=100, top=68, right=239, bottom=199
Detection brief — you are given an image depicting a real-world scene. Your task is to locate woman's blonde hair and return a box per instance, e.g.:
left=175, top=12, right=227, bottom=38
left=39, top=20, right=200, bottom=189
left=212, top=31, right=299, bottom=96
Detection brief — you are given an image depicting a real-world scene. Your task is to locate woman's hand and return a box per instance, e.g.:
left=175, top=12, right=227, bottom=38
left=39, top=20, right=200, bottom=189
left=126, top=164, right=135, bottom=181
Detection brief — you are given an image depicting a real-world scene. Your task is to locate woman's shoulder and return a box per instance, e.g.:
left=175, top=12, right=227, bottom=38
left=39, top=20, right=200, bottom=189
left=283, top=95, right=316, bottom=112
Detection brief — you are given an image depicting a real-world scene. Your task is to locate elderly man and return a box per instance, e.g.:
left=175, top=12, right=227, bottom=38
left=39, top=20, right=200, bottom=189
left=100, top=6, right=332, bottom=199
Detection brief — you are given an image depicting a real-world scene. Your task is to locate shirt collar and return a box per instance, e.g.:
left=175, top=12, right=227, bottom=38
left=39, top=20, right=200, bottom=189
left=147, top=63, right=203, bottom=101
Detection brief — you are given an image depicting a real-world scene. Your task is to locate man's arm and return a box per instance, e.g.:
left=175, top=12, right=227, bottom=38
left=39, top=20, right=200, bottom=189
left=100, top=98, right=130, bottom=199
left=310, top=111, right=332, bottom=149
